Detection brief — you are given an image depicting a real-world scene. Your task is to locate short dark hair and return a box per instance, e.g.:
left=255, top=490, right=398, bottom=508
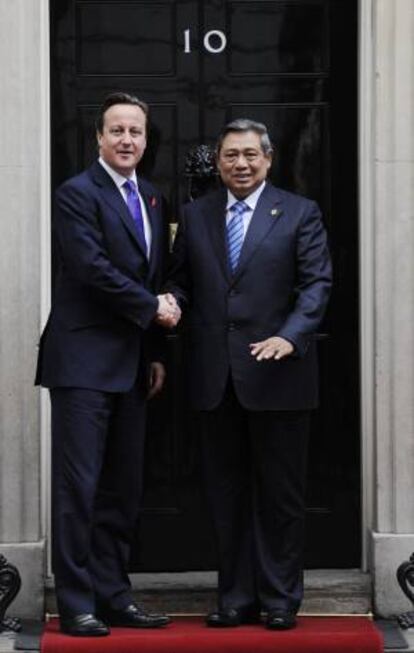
left=216, top=118, right=273, bottom=156
left=95, top=92, right=149, bottom=134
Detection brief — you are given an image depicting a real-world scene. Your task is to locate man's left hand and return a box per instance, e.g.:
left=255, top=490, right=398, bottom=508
left=250, top=336, right=294, bottom=361
left=148, top=361, right=166, bottom=398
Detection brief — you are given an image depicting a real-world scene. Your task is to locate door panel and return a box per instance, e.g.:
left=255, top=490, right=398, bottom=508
left=227, top=2, right=328, bottom=74
left=51, top=0, right=359, bottom=570
left=77, top=3, right=177, bottom=76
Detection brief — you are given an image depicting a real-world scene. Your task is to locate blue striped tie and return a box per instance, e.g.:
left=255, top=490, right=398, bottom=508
left=227, top=200, right=248, bottom=272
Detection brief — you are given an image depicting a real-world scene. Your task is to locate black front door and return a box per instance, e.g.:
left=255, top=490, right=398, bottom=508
left=51, top=0, right=359, bottom=570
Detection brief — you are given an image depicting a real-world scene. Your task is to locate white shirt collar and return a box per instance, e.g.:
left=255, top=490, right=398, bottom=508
left=98, top=157, right=138, bottom=191
left=226, top=180, right=267, bottom=212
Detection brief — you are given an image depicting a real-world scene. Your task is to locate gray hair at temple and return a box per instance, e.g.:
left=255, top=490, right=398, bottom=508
left=216, top=119, right=274, bottom=156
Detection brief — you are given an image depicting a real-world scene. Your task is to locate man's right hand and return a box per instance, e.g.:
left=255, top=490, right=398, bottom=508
left=156, top=293, right=181, bottom=328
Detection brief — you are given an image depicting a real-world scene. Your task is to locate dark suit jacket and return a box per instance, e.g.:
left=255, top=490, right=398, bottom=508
left=36, top=161, right=166, bottom=392
left=168, top=182, right=332, bottom=411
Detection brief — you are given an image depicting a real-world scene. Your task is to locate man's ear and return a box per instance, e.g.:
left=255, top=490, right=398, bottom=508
left=266, top=153, right=273, bottom=170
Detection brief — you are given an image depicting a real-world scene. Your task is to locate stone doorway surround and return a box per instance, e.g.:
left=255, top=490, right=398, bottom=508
left=0, top=0, right=414, bottom=620
left=0, top=0, right=50, bottom=620
left=363, top=0, right=414, bottom=617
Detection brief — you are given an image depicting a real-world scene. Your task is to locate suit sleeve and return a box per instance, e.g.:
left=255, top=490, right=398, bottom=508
left=54, top=181, right=159, bottom=330
left=276, top=201, right=332, bottom=356
left=146, top=197, right=172, bottom=363
left=164, top=206, right=192, bottom=307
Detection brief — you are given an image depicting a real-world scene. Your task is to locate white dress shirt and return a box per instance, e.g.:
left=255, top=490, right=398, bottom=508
left=225, top=180, right=266, bottom=239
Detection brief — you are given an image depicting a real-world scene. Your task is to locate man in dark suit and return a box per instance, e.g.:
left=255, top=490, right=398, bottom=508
left=36, top=92, right=180, bottom=636
left=168, top=119, right=332, bottom=630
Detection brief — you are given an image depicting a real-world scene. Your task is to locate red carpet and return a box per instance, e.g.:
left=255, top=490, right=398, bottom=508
left=41, top=616, right=383, bottom=653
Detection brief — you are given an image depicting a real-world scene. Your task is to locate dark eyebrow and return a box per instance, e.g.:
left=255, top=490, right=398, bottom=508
left=224, top=147, right=260, bottom=154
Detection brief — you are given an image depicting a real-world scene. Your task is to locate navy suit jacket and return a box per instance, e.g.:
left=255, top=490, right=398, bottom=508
left=36, top=161, right=166, bottom=392
left=168, top=182, right=332, bottom=411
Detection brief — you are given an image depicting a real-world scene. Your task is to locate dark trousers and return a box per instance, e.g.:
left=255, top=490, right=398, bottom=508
left=200, top=380, right=310, bottom=614
left=50, top=381, right=146, bottom=617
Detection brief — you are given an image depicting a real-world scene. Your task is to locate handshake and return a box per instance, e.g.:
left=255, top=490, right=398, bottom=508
left=156, top=293, right=181, bottom=328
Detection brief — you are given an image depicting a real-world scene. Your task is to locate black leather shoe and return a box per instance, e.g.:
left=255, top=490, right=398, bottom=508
left=101, top=603, right=170, bottom=628
left=60, top=613, right=110, bottom=636
left=206, top=607, right=261, bottom=627
left=266, top=610, right=297, bottom=630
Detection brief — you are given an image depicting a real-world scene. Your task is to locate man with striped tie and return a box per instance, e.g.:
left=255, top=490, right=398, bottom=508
left=168, top=119, right=332, bottom=630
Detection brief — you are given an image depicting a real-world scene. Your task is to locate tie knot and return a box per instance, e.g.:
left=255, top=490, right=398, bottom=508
left=123, top=179, right=137, bottom=195
left=230, top=200, right=249, bottom=217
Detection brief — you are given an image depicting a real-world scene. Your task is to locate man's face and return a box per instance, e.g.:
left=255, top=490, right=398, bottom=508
left=97, top=103, right=147, bottom=176
left=217, top=130, right=272, bottom=198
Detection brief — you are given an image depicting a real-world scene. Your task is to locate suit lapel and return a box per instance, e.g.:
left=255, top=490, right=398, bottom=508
left=89, top=161, right=148, bottom=258
left=139, top=179, right=161, bottom=278
left=201, top=189, right=231, bottom=282
left=232, top=183, right=284, bottom=283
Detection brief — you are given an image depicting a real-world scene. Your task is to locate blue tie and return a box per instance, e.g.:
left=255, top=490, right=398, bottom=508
left=227, top=200, right=248, bottom=272
left=123, top=179, right=148, bottom=256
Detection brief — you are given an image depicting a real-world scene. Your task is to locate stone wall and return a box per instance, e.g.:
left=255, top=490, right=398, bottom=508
left=371, top=0, right=414, bottom=616
left=0, top=0, right=48, bottom=618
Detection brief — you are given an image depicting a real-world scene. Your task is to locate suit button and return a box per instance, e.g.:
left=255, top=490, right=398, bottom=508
left=228, top=322, right=236, bottom=331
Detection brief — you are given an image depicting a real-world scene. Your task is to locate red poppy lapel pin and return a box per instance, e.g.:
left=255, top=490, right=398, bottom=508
left=150, top=196, right=157, bottom=208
